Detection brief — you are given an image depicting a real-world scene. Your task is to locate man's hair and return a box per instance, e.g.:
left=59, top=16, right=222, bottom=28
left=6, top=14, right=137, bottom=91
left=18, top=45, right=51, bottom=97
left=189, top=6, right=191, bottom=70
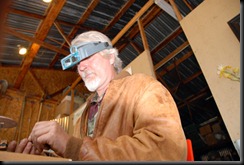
left=71, top=31, right=123, bottom=73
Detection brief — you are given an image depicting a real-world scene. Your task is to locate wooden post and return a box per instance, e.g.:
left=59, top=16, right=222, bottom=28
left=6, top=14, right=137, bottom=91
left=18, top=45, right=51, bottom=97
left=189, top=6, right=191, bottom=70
left=137, top=18, right=149, bottom=50
left=168, top=0, right=183, bottom=21
left=70, top=89, right=74, bottom=115
left=16, top=94, right=26, bottom=143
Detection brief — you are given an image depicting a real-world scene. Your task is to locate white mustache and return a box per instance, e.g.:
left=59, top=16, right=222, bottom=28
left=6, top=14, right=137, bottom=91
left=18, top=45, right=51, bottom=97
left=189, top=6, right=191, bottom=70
left=81, top=70, right=94, bottom=79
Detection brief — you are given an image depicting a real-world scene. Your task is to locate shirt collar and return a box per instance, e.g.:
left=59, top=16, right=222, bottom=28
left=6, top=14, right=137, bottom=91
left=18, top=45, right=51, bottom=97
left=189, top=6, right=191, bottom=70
left=91, top=91, right=106, bottom=104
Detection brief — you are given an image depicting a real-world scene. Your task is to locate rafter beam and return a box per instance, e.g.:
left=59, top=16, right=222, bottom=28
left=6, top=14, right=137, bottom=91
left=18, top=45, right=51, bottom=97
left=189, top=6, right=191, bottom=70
left=3, top=27, right=69, bottom=55
left=13, top=0, right=66, bottom=89
left=8, top=8, right=88, bottom=31
left=49, top=0, right=100, bottom=68
left=168, top=0, right=183, bottom=21
left=137, top=18, right=149, bottom=51
left=112, top=0, right=154, bottom=45
left=28, top=70, right=45, bottom=95
left=116, top=5, right=162, bottom=52
left=54, top=21, right=71, bottom=46
left=158, top=50, right=193, bottom=76
left=154, top=41, right=189, bottom=70
left=177, top=87, right=210, bottom=109
left=151, top=27, right=183, bottom=55
left=102, top=0, right=135, bottom=33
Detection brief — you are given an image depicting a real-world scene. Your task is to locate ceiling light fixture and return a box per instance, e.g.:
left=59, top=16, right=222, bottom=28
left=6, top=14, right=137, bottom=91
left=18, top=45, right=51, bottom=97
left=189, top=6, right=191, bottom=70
left=43, top=0, right=52, bottom=3
left=17, top=45, right=27, bottom=55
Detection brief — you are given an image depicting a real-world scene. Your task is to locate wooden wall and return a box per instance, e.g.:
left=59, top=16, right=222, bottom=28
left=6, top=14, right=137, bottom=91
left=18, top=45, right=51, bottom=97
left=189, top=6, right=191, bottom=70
left=0, top=66, right=89, bottom=143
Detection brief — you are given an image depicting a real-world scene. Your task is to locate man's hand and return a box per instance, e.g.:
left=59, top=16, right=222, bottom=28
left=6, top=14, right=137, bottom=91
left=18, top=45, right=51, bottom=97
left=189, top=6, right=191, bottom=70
left=28, top=121, right=71, bottom=157
left=6, top=138, right=37, bottom=154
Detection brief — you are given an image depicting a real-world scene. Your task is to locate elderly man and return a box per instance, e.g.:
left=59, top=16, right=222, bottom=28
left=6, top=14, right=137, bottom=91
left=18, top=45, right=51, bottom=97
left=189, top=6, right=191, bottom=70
left=7, top=31, right=187, bottom=161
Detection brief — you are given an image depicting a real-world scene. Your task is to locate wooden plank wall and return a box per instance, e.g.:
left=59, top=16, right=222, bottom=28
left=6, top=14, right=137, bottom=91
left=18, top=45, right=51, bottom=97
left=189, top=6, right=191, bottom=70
left=0, top=66, right=87, bottom=143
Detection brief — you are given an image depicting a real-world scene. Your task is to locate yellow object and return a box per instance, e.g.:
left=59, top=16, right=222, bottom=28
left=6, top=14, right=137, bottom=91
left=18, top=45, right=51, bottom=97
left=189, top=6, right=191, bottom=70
left=217, top=65, right=240, bottom=82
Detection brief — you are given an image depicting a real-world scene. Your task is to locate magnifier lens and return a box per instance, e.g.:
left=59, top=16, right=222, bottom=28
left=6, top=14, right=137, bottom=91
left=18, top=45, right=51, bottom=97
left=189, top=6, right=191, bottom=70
left=70, top=46, right=77, bottom=54
left=72, top=56, right=79, bottom=63
left=64, top=58, right=72, bottom=67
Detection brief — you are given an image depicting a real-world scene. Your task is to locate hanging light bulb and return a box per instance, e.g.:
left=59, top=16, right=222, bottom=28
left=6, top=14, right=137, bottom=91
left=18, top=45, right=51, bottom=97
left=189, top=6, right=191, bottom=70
left=17, top=45, right=27, bottom=55
left=19, top=47, right=27, bottom=55
left=43, top=0, right=52, bottom=3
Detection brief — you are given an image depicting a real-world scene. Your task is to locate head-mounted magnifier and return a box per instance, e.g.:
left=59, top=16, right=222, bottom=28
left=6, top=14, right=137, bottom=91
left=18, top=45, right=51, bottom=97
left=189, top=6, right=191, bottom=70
left=61, top=42, right=112, bottom=70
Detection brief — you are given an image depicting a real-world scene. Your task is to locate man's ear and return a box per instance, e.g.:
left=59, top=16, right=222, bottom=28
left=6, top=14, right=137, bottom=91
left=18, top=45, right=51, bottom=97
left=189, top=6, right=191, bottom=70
left=109, top=53, right=115, bottom=65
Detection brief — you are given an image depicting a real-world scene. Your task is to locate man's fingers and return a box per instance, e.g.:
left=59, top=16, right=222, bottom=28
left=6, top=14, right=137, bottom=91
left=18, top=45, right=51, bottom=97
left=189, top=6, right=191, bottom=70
left=6, top=140, right=17, bottom=152
left=14, top=138, right=28, bottom=153
left=34, top=147, right=43, bottom=155
left=22, top=141, right=33, bottom=154
left=30, top=144, right=36, bottom=155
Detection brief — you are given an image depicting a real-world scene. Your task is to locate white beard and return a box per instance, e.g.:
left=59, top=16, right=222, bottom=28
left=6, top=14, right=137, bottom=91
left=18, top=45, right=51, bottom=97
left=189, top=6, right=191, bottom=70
left=81, top=71, right=100, bottom=92
left=84, top=77, right=100, bottom=92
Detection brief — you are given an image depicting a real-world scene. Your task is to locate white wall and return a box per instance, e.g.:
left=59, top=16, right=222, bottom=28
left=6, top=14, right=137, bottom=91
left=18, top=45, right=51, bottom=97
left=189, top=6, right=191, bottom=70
left=123, top=49, right=156, bottom=78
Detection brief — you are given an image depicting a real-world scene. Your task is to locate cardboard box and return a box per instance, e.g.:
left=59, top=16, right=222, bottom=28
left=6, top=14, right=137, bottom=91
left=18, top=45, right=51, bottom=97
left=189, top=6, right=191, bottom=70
left=199, top=124, right=212, bottom=136
left=55, top=100, right=79, bottom=116
left=205, top=133, right=217, bottom=146
left=55, top=96, right=84, bottom=116
left=212, top=123, right=222, bottom=132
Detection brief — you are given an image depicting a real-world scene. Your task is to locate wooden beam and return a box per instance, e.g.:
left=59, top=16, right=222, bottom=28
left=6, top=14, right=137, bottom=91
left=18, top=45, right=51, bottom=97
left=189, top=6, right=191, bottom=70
left=154, top=41, right=189, bottom=70
left=130, top=41, right=143, bottom=54
left=54, top=21, right=71, bottom=46
left=137, top=18, right=149, bottom=50
left=0, top=0, right=12, bottom=53
left=70, top=89, right=74, bottom=115
left=158, top=50, right=193, bottom=76
left=28, top=70, right=45, bottom=95
left=112, top=0, right=154, bottom=45
left=49, top=0, right=100, bottom=68
left=183, top=0, right=194, bottom=10
left=78, top=0, right=100, bottom=25
left=183, top=71, right=202, bottom=84
left=116, top=5, right=162, bottom=52
left=3, top=27, right=69, bottom=55
left=58, top=76, right=82, bottom=103
left=13, top=0, right=66, bottom=89
left=102, top=0, right=135, bottom=33
left=155, top=73, right=170, bottom=90
left=177, top=87, right=210, bottom=109
left=0, top=1, right=12, bottom=24
left=168, top=0, right=183, bottom=21
left=9, top=8, right=90, bottom=31
left=151, top=27, right=183, bottom=55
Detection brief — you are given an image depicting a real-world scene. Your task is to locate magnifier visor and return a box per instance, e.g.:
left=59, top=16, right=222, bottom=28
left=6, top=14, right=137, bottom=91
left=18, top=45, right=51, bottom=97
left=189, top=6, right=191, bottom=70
left=61, top=42, right=112, bottom=70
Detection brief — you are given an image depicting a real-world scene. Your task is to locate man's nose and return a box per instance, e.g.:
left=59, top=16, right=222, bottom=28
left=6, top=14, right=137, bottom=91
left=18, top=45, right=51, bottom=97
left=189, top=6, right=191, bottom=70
left=77, top=61, right=88, bottom=71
